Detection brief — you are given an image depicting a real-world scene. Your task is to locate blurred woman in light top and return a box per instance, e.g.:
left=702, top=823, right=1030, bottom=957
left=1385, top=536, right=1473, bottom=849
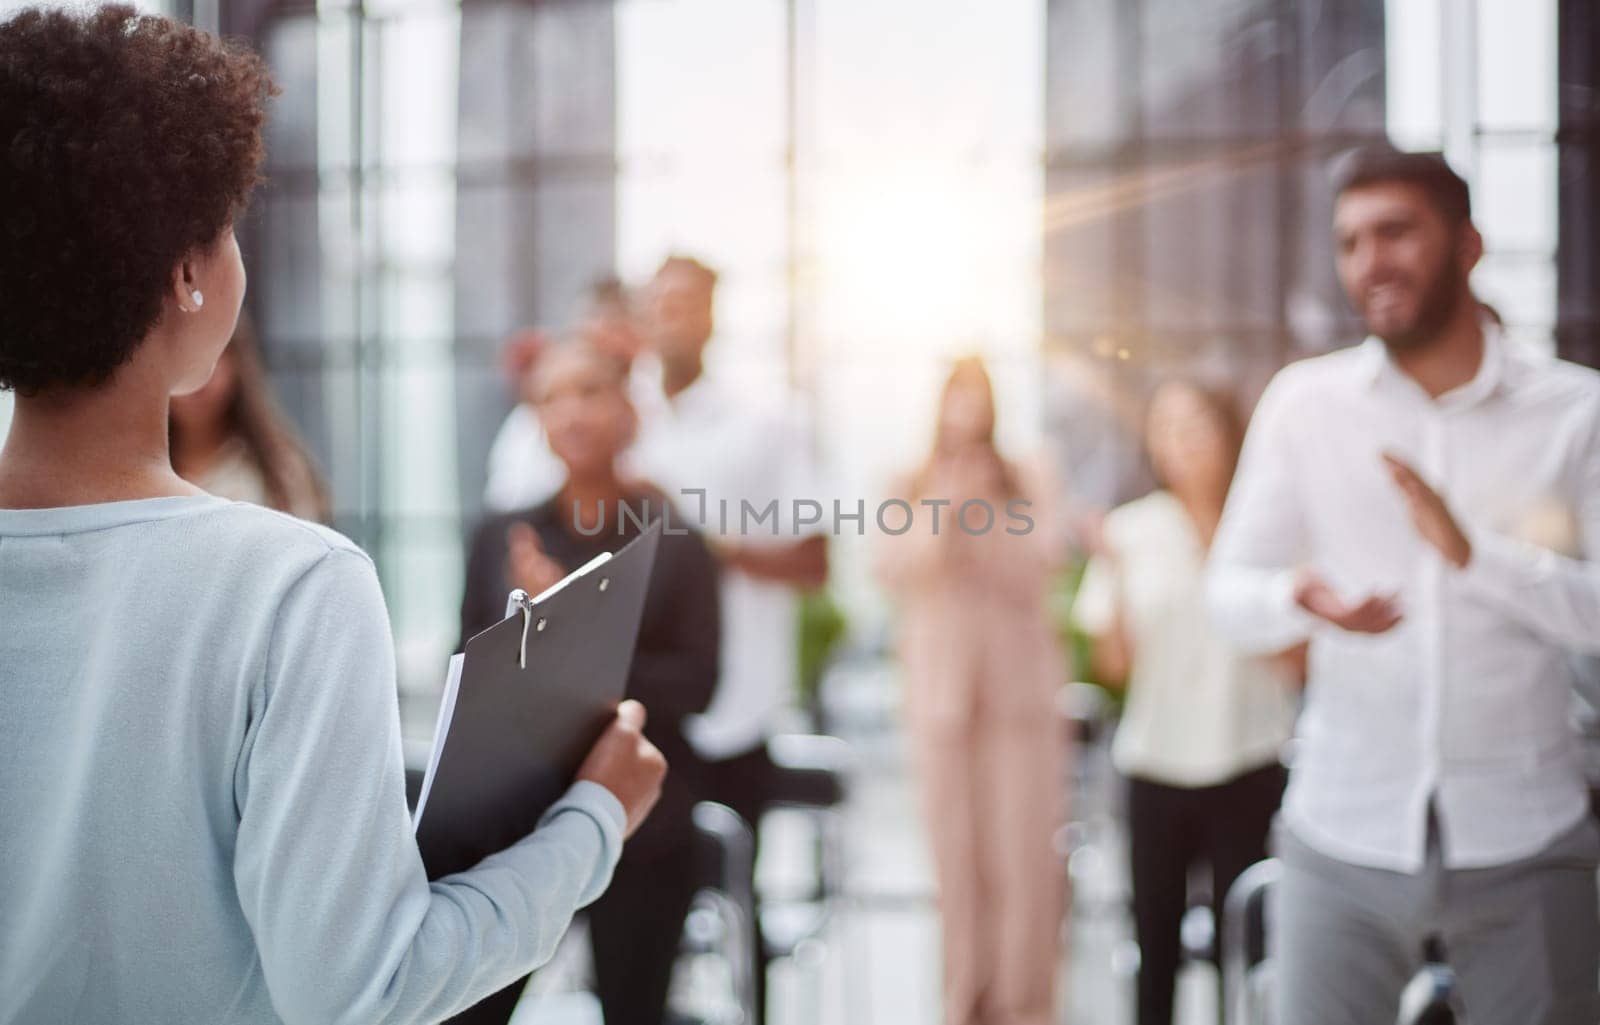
left=1073, top=379, right=1299, bottom=1025
left=876, top=357, right=1069, bottom=1025
left=170, top=312, right=329, bottom=520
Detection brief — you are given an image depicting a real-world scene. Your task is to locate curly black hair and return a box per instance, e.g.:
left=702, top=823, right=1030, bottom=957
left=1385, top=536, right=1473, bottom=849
left=0, top=4, right=276, bottom=395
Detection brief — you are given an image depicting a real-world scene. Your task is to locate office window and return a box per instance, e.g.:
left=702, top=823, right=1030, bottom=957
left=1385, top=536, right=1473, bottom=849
left=1041, top=0, right=1387, bottom=507
left=1387, top=0, right=1560, bottom=352
left=615, top=0, right=789, bottom=397
left=250, top=0, right=465, bottom=715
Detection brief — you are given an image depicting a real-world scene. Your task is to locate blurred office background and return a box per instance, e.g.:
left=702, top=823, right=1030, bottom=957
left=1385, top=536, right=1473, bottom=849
left=5, top=0, right=1594, bottom=697
left=1, top=1, right=1597, bottom=1022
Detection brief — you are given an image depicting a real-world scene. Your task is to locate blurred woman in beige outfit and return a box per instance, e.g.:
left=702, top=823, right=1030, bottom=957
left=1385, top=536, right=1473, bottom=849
left=876, top=357, right=1069, bottom=1025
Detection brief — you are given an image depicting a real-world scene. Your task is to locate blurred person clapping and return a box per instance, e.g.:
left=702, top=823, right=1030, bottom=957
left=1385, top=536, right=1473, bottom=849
left=458, top=339, right=719, bottom=1025
left=875, top=357, right=1068, bottom=1025
left=1073, top=380, right=1298, bottom=1025
left=1208, top=146, right=1600, bottom=1024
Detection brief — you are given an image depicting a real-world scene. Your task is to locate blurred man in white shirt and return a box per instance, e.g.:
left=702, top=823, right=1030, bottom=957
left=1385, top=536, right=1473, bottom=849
left=1208, top=147, right=1600, bottom=1025
left=630, top=255, right=828, bottom=1023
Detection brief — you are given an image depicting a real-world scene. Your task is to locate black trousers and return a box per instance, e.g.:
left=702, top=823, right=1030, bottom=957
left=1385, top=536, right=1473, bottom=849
left=589, top=843, right=701, bottom=1025
left=444, top=842, right=700, bottom=1025
left=705, top=744, right=776, bottom=842
left=703, top=744, right=778, bottom=1025
left=1127, top=762, right=1285, bottom=1025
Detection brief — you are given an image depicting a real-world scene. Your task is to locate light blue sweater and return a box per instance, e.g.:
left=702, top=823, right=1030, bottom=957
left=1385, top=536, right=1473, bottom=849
left=0, top=496, right=624, bottom=1024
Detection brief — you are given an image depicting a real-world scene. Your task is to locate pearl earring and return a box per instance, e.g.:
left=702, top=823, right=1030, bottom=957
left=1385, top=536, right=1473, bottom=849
left=190, top=289, right=205, bottom=310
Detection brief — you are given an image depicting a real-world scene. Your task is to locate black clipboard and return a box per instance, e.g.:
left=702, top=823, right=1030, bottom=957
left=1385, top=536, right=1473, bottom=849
left=414, top=520, right=663, bottom=879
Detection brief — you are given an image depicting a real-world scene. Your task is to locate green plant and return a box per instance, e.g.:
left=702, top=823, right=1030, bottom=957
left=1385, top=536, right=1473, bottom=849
left=795, top=587, right=848, bottom=715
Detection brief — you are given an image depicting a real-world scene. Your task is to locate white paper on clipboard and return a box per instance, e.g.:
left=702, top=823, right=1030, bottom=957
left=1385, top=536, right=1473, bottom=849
left=412, top=652, right=464, bottom=828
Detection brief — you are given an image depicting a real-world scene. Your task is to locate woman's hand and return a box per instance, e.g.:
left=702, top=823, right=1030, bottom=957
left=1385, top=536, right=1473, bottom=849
left=925, top=446, right=1005, bottom=506
left=506, top=522, right=564, bottom=596
left=577, top=700, right=667, bottom=840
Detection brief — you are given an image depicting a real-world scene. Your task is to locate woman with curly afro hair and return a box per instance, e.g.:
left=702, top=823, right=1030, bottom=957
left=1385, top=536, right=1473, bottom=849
left=0, top=7, right=665, bottom=1024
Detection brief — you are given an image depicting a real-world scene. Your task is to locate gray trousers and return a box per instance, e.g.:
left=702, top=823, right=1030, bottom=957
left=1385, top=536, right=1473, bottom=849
left=1271, top=814, right=1600, bottom=1025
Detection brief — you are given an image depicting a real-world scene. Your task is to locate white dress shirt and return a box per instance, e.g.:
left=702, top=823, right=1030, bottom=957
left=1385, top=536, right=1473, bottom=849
left=630, top=373, right=825, bottom=760
left=1074, top=491, right=1297, bottom=786
left=1208, top=325, right=1600, bottom=872
left=482, top=405, right=568, bottom=514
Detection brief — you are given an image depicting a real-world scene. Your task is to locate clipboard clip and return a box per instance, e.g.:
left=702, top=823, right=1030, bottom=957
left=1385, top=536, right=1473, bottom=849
left=504, top=589, right=546, bottom=669
left=503, top=550, right=612, bottom=669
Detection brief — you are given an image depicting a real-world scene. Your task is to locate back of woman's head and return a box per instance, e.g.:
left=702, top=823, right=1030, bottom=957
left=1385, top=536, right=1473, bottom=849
left=0, top=4, right=275, bottom=395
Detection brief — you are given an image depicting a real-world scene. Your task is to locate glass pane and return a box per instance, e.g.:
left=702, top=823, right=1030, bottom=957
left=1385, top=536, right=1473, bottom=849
left=614, top=0, right=788, bottom=400
left=460, top=1, right=616, bottom=163
left=1046, top=0, right=1130, bottom=148
left=380, top=362, right=459, bottom=518
left=315, top=10, right=359, bottom=173
left=256, top=189, right=326, bottom=346
left=262, top=15, right=320, bottom=172
left=450, top=354, right=515, bottom=508
left=1141, top=156, right=1282, bottom=333
left=1384, top=0, right=1443, bottom=147
left=526, top=2, right=618, bottom=157
left=363, top=0, right=454, bottom=18
left=1139, top=0, right=1282, bottom=141
left=1478, top=0, right=1556, bottom=132
left=617, top=0, right=784, bottom=159
left=380, top=271, right=453, bottom=354
left=1476, top=143, right=1557, bottom=255
left=380, top=520, right=466, bottom=711
left=456, top=4, right=523, bottom=167
left=812, top=0, right=1042, bottom=156
left=376, top=173, right=456, bottom=269
left=376, top=11, right=459, bottom=169
left=452, top=182, right=536, bottom=340
left=1044, top=166, right=1122, bottom=338
left=1473, top=254, right=1556, bottom=333
left=531, top=179, right=618, bottom=326
left=808, top=157, right=1039, bottom=357
left=1294, top=0, right=1385, bottom=133
left=616, top=166, right=787, bottom=330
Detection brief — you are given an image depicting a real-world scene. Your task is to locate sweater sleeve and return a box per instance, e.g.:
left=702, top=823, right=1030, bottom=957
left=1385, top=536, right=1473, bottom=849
left=232, top=547, right=624, bottom=1025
